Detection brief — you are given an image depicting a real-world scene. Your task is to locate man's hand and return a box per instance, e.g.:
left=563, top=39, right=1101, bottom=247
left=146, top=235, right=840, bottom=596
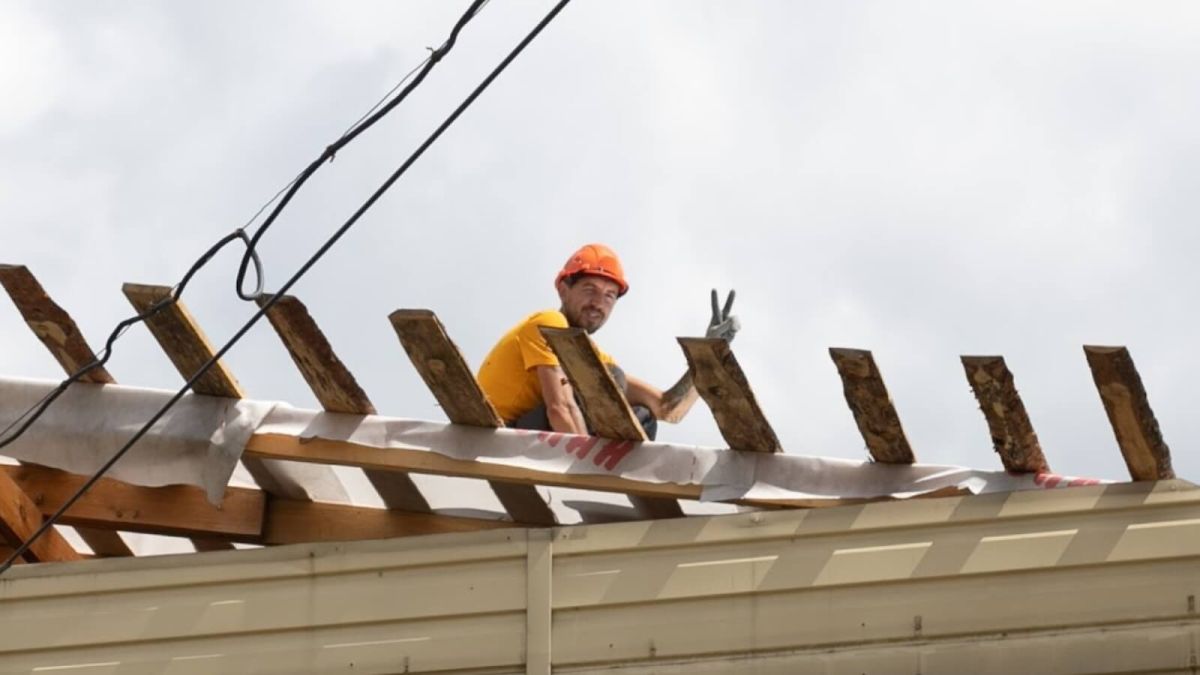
left=706, top=289, right=740, bottom=342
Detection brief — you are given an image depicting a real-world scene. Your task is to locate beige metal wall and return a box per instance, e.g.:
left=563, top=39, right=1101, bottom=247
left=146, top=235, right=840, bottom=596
left=2, top=480, right=1199, bottom=674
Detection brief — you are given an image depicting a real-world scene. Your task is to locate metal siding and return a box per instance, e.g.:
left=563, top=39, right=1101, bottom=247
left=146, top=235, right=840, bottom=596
left=0, top=481, right=1197, bottom=674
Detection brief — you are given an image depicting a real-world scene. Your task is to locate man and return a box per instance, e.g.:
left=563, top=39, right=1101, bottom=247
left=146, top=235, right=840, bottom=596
left=476, top=243, right=739, bottom=440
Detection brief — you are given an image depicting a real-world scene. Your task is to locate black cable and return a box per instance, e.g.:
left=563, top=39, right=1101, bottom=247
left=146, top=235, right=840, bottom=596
left=0, top=0, right=573, bottom=574
left=0, top=0, right=489, bottom=459
left=0, top=231, right=254, bottom=449
left=234, top=0, right=489, bottom=300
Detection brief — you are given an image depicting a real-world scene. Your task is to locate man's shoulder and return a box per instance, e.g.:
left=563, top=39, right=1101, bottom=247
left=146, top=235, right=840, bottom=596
left=519, top=310, right=568, bottom=329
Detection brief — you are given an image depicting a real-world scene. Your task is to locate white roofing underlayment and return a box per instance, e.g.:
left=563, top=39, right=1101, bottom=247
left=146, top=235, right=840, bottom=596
left=0, top=375, right=1108, bottom=554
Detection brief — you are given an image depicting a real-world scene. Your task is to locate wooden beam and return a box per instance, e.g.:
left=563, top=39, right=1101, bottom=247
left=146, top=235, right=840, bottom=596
left=390, top=309, right=556, bottom=526
left=3, top=464, right=517, bottom=546
left=122, top=282, right=329, bottom=503
left=541, top=327, right=684, bottom=519
left=829, top=348, right=915, bottom=464
left=961, top=356, right=1049, bottom=474
left=246, top=432, right=703, bottom=501
left=678, top=337, right=781, bottom=454
left=1084, top=345, right=1174, bottom=481
left=539, top=327, right=646, bottom=439
left=121, top=283, right=245, bottom=397
left=389, top=309, right=504, bottom=426
left=260, top=295, right=429, bottom=513
left=0, top=266, right=135, bottom=557
left=4, top=464, right=264, bottom=541
left=263, top=500, right=516, bottom=545
left=0, top=468, right=82, bottom=563
left=0, top=264, right=115, bottom=383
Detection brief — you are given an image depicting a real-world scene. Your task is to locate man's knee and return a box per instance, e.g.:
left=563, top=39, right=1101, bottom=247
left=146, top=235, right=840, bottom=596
left=607, top=364, right=627, bottom=390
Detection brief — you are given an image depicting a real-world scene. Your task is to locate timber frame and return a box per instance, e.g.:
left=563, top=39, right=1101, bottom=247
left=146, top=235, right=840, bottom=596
left=0, top=264, right=1182, bottom=563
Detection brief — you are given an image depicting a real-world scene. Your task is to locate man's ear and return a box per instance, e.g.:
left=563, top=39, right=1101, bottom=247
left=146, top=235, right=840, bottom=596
left=555, top=279, right=570, bottom=301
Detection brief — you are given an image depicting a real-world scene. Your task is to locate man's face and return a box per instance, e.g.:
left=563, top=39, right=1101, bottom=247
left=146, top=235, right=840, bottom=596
left=557, top=275, right=620, bottom=334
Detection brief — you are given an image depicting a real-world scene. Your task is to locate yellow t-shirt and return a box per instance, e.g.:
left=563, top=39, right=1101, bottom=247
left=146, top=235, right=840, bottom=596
left=477, top=310, right=616, bottom=423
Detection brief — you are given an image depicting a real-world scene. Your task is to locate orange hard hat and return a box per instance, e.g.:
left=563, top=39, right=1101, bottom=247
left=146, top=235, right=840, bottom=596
left=555, top=243, right=629, bottom=296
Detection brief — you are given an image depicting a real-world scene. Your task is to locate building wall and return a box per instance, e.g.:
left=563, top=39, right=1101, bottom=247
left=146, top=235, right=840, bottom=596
left=1, top=480, right=1198, bottom=674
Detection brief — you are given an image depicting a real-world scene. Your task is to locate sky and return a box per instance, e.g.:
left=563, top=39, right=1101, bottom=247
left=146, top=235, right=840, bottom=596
left=2, top=0, right=1199, bottom=495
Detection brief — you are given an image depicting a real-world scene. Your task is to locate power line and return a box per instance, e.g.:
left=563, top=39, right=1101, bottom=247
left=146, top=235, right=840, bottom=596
left=0, top=0, right=573, bottom=574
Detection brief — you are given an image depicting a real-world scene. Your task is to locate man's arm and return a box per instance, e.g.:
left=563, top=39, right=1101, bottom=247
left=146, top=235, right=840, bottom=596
left=535, top=365, right=588, bottom=434
left=625, top=372, right=700, bottom=424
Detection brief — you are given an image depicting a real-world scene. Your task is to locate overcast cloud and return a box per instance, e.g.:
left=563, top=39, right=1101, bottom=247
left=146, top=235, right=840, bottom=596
left=3, top=0, right=1199, bottom=492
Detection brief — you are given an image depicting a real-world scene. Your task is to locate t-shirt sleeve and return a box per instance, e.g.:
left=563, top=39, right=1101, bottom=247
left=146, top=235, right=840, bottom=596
left=516, top=311, right=568, bottom=371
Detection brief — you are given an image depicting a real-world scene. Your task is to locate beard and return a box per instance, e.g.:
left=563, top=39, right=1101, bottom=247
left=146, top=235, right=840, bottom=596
left=564, top=305, right=607, bottom=334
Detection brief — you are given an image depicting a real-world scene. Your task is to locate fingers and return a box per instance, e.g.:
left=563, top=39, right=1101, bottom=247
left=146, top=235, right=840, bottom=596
left=722, top=289, right=736, bottom=319
left=710, top=289, right=720, bottom=324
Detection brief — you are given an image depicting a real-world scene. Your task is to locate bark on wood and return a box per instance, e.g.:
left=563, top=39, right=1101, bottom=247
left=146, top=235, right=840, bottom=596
left=259, top=295, right=430, bottom=512
left=390, top=309, right=556, bottom=525
left=1, top=266, right=134, bottom=556
left=390, top=309, right=504, bottom=427
left=0, top=265, right=115, bottom=383
left=1084, top=345, right=1174, bottom=481
left=679, top=337, right=781, bottom=454
left=829, top=348, right=915, bottom=464
left=961, top=356, right=1050, bottom=474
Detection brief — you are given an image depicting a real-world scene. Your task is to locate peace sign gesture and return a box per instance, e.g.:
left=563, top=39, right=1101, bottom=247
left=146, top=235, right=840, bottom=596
left=705, top=289, right=740, bottom=342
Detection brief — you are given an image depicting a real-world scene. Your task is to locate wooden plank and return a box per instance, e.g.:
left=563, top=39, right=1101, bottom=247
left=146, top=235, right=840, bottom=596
left=263, top=500, right=516, bottom=544
left=4, top=464, right=265, bottom=540
left=260, top=295, right=430, bottom=512
left=389, top=309, right=504, bottom=426
left=245, top=432, right=894, bottom=511
left=0, top=468, right=82, bottom=563
left=961, top=356, right=1050, bottom=474
left=390, top=309, right=556, bottom=526
left=246, top=432, right=704, bottom=500
left=829, top=348, right=916, bottom=464
left=1084, top=345, right=1174, bottom=481
left=258, top=294, right=376, bottom=414
left=541, top=327, right=684, bottom=519
left=539, top=327, right=646, bottom=440
left=0, top=265, right=114, bottom=383
left=678, top=337, right=781, bottom=454
left=0, top=266, right=136, bottom=557
left=121, top=283, right=245, bottom=397
left=122, top=282, right=322, bottom=502
left=3, top=464, right=517, bottom=546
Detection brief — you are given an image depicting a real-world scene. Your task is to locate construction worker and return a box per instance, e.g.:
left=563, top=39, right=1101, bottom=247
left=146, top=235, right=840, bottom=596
left=476, top=243, right=739, bottom=440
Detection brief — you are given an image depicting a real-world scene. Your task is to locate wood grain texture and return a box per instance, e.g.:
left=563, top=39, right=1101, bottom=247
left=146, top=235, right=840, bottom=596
left=0, top=265, right=114, bottom=383
left=539, top=327, right=646, bottom=441
left=389, top=309, right=504, bottom=427
left=122, top=282, right=318, bottom=502
left=541, top=327, right=683, bottom=519
left=679, top=337, right=781, bottom=454
left=263, top=500, right=516, bottom=544
left=260, top=295, right=429, bottom=512
left=258, top=294, right=375, bottom=414
left=829, top=348, right=916, bottom=464
left=121, top=283, right=245, bottom=398
left=961, top=356, right=1049, bottom=474
left=4, top=464, right=264, bottom=540
left=390, top=309, right=555, bottom=525
left=0, top=468, right=82, bottom=563
left=1, top=266, right=134, bottom=556
left=1084, top=345, right=1174, bottom=481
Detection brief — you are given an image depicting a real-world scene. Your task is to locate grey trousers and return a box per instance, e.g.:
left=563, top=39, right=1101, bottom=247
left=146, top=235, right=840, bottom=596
left=510, top=365, right=658, bottom=441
